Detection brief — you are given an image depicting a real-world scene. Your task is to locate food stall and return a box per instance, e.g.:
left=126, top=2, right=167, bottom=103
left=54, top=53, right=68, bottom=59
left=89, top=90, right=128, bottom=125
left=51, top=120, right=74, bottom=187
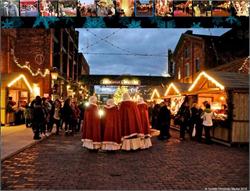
left=163, top=82, right=190, bottom=129
left=188, top=71, right=249, bottom=145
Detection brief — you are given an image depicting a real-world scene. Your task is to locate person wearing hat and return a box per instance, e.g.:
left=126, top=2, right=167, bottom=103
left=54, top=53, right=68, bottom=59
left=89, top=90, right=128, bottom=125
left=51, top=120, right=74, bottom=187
left=101, top=98, right=121, bottom=151
left=81, top=95, right=101, bottom=150
left=119, top=92, right=144, bottom=151
left=137, top=97, right=152, bottom=149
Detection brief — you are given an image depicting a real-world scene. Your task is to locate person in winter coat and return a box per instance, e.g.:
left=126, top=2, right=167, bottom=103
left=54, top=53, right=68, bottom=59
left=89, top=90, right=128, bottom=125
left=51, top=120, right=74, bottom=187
left=157, top=100, right=171, bottom=140
left=177, top=101, right=190, bottom=141
left=189, top=103, right=203, bottom=141
left=32, top=96, right=46, bottom=140
left=201, top=103, right=215, bottom=144
left=62, top=98, right=74, bottom=135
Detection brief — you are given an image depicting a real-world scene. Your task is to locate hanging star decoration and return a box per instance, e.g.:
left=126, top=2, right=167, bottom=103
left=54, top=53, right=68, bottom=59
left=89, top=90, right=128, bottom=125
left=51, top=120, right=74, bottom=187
left=33, top=16, right=59, bottom=29
left=83, top=17, right=106, bottom=28
left=191, top=22, right=201, bottom=28
left=127, top=20, right=141, bottom=28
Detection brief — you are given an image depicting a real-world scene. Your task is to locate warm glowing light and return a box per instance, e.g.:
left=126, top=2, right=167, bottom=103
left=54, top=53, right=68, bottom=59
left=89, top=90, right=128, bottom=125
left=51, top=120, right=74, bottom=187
left=79, top=90, right=83, bottom=94
left=220, top=96, right=225, bottom=101
left=16, top=61, right=50, bottom=77
left=188, top=71, right=225, bottom=92
left=150, top=89, right=160, bottom=100
left=164, top=83, right=180, bottom=96
left=101, top=78, right=112, bottom=85
left=33, top=83, right=40, bottom=96
left=84, top=102, right=90, bottom=107
left=67, top=85, right=71, bottom=89
left=51, top=71, right=58, bottom=80
left=8, top=74, right=33, bottom=93
left=98, top=109, right=105, bottom=117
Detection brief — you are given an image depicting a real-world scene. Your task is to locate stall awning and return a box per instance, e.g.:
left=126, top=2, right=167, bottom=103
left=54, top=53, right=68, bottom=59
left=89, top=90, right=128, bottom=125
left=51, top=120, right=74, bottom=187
left=164, top=82, right=190, bottom=97
left=188, top=71, right=249, bottom=93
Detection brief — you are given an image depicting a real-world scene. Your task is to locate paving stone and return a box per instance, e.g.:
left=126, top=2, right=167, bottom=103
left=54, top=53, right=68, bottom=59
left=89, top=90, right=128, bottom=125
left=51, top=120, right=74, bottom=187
left=1, top=130, right=249, bottom=190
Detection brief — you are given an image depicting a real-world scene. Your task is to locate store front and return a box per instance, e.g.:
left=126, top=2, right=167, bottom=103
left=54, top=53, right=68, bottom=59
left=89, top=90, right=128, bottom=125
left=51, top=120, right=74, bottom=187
left=188, top=71, right=249, bottom=145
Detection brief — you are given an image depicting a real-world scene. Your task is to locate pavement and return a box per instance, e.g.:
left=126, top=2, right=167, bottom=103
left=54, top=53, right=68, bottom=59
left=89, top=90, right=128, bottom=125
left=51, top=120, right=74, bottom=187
left=1, top=125, right=51, bottom=161
left=1, top=129, right=249, bottom=190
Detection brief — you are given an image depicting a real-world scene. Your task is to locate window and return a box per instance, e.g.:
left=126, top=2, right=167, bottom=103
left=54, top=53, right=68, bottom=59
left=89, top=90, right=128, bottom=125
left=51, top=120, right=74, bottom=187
left=178, top=67, right=181, bottom=80
left=184, top=48, right=189, bottom=58
left=185, top=63, right=190, bottom=77
left=195, top=58, right=200, bottom=72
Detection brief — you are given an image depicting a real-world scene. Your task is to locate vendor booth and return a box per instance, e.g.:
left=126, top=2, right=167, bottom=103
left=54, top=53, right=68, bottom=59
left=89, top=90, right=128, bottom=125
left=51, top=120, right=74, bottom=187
left=188, top=71, right=249, bottom=145
left=163, top=82, right=190, bottom=130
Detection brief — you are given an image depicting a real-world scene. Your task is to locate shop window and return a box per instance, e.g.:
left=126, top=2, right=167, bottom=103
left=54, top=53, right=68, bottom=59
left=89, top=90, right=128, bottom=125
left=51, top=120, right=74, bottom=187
left=195, top=58, right=200, bottom=72
left=185, top=63, right=190, bottom=77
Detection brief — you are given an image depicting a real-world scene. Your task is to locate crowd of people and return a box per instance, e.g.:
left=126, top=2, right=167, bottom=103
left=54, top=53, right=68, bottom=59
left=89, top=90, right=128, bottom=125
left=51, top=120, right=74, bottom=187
left=24, top=96, right=84, bottom=140
left=151, top=99, right=216, bottom=144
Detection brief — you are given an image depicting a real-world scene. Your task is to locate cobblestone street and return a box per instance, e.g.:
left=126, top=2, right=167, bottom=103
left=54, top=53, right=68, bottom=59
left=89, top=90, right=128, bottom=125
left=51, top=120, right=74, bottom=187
left=1, top=130, right=249, bottom=190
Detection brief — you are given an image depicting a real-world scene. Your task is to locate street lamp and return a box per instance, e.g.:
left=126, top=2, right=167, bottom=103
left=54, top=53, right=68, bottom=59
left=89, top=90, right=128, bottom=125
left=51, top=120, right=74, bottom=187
left=50, top=68, right=59, bottom=100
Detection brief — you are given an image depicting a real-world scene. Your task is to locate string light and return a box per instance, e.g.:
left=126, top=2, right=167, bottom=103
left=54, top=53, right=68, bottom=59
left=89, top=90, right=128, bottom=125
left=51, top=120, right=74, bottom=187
left=150, top=89, right=160, bottom=100
left=164, top=83, right=180, bottom=96
left=8, top=74, right=33, bottom=93
left=188, top=71, right=225, bottom=92
left=12, top=51, right=50, bottom=77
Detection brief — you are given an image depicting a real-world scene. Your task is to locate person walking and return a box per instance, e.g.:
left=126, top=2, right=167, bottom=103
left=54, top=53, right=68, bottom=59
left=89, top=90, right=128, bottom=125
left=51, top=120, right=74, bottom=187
left=137, top=97, right=152, bottom=149
left=177, top=101, right=190, bottom=141
left=201, top=103, right=215, bottom=144
left=32, top=96, right=45, bottom=140
left=52, top=99, right=62, bottom=135
left=158, top=99, right=171, bottom=140
left=82, top=96, right=101, bottom=150
left=101, top=99, right=121, bottom=151
left=71, top=99, right=80, bottom=135
left=151, top=103, right=161, bottom=130
left=62, top=98, right=73, bottom=135
left=190, top=103, right=203, bottom=142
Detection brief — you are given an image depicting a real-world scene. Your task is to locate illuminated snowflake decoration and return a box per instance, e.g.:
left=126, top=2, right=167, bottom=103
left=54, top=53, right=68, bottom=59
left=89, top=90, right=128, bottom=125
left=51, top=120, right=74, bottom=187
left=33, top=16, right=59, bottom=29
left=226, top=16, right=241, bottom=26
left=119, top=17, right=131, bottom=27
left=1, top=18, right=23, bottom=28
left=212, top=17, right=224, bottom=27
left=166, top=20, right=176, bottom=28
left=150, top=17, right=166, bottom=28
left=127, top=20, right=141, bottom=28
left=83, top=17, right=106, bottom=28
left=191, top=22, right=201, bottom=28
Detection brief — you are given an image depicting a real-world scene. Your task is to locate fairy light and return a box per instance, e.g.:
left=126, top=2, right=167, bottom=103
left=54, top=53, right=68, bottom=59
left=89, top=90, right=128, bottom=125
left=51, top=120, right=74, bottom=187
left=164, top=83, right=180, bottom=96
left=188, top=71, right=225, bottom=92
left=150, top=89, right=160, bottom=100
left=8, top=74, right=33, bottom=93
left=12, top=50, right=50, bottom=77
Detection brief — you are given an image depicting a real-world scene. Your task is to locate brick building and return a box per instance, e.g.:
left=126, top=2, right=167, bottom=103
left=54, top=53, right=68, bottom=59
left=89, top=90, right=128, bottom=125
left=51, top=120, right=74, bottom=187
left=169, top=28, right=249, bottom=83
left=0, top=28, right=89, bottom=125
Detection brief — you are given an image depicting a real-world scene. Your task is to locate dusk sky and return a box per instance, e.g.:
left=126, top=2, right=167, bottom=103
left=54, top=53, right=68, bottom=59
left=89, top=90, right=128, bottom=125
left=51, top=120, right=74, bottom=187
left=76, top=28, right=230, bottom=77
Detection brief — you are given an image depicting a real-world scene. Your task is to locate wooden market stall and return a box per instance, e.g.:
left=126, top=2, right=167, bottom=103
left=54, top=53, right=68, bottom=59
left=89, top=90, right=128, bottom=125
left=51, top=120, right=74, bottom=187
left=188, top=71, right=249, bottom=145
left=163, top=82, right=191, bottom=129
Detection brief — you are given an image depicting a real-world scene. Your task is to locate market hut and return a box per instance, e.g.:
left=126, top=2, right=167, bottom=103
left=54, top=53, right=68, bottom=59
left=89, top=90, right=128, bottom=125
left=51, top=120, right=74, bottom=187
left=148, top=86, right=164, bottom=103
left=188, top=71, right=249, bottom=145
left=163, top=82, right=191, bottom=115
